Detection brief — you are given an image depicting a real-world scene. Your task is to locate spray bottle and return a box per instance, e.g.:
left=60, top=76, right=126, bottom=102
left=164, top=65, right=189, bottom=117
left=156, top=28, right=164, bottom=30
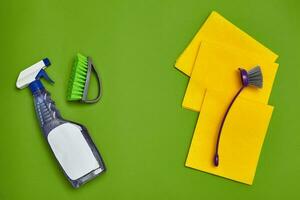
left=16, top=58, right=105, bottom=188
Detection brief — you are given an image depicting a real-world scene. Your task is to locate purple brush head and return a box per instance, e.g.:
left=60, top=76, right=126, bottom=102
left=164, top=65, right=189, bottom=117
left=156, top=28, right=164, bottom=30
left=239, top=66, right=263, bottom=88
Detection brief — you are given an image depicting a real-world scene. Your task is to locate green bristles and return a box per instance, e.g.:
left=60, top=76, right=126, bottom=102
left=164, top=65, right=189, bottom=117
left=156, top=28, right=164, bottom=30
left=67, top=53, right=89, bottom=101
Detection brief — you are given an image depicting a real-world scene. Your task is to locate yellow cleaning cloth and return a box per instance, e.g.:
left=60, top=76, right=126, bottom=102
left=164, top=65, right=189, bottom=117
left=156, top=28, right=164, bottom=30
left=182, top=41, right=278, bottom=112
left=185, top=90, right=273, bottom=184
left=175, top=11, right=278, bottom=76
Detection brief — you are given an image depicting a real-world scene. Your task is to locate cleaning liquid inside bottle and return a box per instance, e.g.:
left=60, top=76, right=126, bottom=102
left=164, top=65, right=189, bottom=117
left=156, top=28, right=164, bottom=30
left=31, top=81, right=105, bottom=188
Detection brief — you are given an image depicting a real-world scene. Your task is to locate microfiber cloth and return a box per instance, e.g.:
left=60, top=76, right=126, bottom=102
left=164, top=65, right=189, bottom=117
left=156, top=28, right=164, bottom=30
left=185, top=90, right=273, bottom=184
left=175, top=11, right=278, bottom=76
left=182, top=41, right=278, bottom=112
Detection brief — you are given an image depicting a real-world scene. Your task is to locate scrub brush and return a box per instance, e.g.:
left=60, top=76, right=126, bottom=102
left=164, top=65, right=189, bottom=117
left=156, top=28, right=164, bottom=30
left=67, top=53, right=102, bottom=103
left=213, top=66, right=263, bottom=166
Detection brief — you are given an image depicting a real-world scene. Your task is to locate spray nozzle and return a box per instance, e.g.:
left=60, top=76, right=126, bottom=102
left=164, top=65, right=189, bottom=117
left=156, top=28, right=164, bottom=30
left=16, top=58, right=53, bottom=89
left=36, top=69, right=54, bottom=84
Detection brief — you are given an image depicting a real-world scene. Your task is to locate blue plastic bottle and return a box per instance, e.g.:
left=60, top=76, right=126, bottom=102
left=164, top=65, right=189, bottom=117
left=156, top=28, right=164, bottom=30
left=16, top=58, right=105, bottom=188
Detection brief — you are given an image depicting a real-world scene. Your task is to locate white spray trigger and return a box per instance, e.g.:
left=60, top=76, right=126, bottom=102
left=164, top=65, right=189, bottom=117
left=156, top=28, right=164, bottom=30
left=16, top=58, right=51, bottom=89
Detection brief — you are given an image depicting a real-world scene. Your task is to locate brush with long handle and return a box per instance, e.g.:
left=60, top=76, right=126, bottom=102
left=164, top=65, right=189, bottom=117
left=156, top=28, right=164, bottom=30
left=213, top=66, right=263, bottom=166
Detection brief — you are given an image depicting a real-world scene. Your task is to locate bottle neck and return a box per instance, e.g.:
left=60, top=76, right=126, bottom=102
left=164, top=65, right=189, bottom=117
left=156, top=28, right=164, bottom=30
left=29, top=80, right=46, bottom=95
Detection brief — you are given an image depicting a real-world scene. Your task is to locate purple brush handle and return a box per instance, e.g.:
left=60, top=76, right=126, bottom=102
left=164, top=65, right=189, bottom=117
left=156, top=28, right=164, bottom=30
left=213, top=86, right=244, bottom=166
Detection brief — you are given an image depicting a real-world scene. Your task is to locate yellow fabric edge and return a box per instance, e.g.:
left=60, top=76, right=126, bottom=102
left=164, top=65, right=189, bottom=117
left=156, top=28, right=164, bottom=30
left=175, top=11, right=278, bottom=76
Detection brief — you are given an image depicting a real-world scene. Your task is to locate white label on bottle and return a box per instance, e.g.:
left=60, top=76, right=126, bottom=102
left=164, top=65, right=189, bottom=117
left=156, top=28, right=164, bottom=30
left=48, top=123, right=100, bottom=180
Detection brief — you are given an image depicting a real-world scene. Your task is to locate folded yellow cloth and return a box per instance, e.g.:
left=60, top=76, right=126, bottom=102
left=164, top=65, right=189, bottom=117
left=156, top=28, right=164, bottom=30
left=185, top=90, right=273, bottom=184
left=182, top=41, right=278, bottom=112
left=175, top=11, right=278, bottom=76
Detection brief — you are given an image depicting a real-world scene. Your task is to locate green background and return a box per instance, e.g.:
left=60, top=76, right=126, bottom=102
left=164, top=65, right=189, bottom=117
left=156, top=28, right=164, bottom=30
left=0, top=0, right=299, bottom=199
